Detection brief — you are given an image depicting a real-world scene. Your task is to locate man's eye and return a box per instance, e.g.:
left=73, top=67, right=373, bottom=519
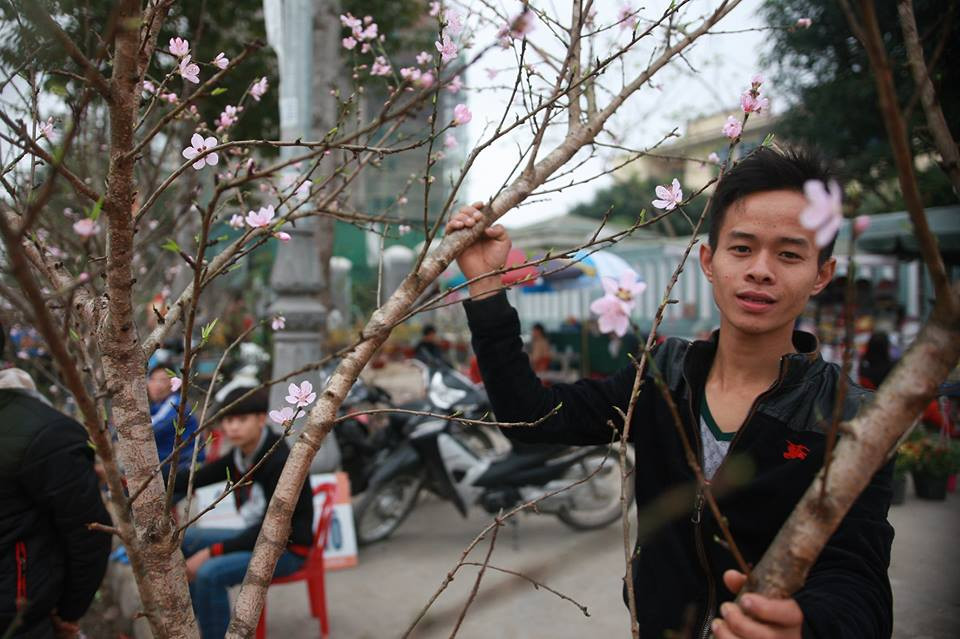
left=781, top=252, right=802, bottom=260
left=730, top=245, right=750, bottom=253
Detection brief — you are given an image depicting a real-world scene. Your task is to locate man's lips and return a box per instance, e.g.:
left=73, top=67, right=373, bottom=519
left=736, top=291, right=776, bottom=312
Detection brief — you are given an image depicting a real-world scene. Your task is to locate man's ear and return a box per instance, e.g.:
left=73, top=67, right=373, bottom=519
left=812, top=257, right=836, bottom=296
left=699, top=243, right=715, bottom=283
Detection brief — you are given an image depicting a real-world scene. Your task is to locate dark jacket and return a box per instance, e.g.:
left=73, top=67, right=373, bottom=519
left=0, top=390, right=112, bottom=635
left=174, top=429, right=313, bottom=556
left=465, top=293, right=894, bottom=639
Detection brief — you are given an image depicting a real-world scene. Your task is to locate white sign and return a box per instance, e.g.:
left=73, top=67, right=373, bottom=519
left=190, top=472, right=358, bottom=570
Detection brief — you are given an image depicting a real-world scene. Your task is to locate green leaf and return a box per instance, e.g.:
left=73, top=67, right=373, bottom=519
left=69, top=328, right=81, bottom=342
left=201, top=318, right=219, bottom=345
left=761, top=133, right=775, bottom=148
left=49, top=84, right=68, bottom=97
left=211, top=87, right=228, bottom=96
left=162, top=239, right=180, bottom=253
left=89, top=195, right=104, bottom=222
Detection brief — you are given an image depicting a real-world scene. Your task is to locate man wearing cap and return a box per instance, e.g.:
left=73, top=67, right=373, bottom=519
left=173, top=385, right=314, bottom=639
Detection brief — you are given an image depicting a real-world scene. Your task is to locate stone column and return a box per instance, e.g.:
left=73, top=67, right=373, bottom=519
left=264, top=0, right=339, bottom=471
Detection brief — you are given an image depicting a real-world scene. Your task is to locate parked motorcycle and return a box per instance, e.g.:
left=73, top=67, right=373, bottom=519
left=332, top=355, right=500, bottom=495
left=354, top=411, right=634, bottom=545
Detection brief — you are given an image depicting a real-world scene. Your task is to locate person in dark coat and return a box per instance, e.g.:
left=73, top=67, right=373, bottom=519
left=0, top=323, right=112, bottom=638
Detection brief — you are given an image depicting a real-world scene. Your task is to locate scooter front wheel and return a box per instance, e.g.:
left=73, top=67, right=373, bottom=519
left=354, top=470, right=424, bottom=545
left=557, top=446, right=634, bottom=531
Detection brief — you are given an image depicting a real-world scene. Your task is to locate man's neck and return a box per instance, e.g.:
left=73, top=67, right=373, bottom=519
left=709, top=321, right=796, bottom=391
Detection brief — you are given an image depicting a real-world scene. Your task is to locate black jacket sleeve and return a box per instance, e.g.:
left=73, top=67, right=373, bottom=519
left=465, top=292, right=647, bottom=445
left=20, top=419, right=112, bottom=621
left=794, top=461, right=894, bottom=638
left=172, top=453, right=233, bottom=494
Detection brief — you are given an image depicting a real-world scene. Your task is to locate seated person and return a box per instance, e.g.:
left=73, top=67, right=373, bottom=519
left=174, top=385, right=314, bottom=639
left=147, top=355, right=203, bottom=473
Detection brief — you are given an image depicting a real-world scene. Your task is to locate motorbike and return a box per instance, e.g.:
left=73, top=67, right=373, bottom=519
left=354, top=404, right=634, bottom=545
left=332, top=354, right=500, bottom=495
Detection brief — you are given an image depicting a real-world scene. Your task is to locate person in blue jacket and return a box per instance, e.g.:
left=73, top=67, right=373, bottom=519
left=147, top=351, right=203, bottom=474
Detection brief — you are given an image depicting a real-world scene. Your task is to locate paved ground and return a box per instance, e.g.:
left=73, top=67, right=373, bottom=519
left=258, top=478, right=960, bottom=639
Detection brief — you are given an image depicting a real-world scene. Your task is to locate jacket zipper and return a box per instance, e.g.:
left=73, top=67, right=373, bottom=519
left=15, top=541, right=26, bottom=611
left=689, top=392, right=716, bottom=639
left=690, top=359, right=788, bottom=639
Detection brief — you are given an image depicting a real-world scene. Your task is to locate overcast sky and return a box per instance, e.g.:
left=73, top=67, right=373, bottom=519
left=461, top=1, right=769, bottom=227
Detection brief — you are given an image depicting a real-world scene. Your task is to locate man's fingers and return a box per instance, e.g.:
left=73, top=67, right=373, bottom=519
left=485, top=224, right=506, bottom=238
left=446, top=204, right=486, bottom=232
left=723, top=569, right=748, bottom=595
left=711, top=617, right=744, bottom=639
left=740, top=593, right=804, bottom=627
left=719, top=602, right=776, bottom=639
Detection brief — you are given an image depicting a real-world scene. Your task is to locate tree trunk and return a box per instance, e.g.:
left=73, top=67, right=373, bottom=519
left=100, top=2, right=199, bottom=636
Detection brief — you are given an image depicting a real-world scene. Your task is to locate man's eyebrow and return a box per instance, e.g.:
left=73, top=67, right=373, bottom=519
left=778, top=236, right=811, bottom=248
left=727, top=230, right=810, bottom=248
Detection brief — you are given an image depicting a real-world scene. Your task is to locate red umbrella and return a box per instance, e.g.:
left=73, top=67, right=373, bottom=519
left=501, top=248, right=539, bottom=286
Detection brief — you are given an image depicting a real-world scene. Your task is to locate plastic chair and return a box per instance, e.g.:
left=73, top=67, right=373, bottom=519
left=256, top=482, right=337, bottom=638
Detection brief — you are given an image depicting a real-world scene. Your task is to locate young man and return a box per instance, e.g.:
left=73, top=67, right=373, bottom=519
left=174, top=385, right=314, bottom=639
left=0, top=323, right=112, bottom=638
left=448, top=148, right=894, bottom=638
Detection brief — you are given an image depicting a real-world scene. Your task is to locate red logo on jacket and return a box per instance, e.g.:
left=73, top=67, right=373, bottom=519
left=783, top=441, right=810, bottom=460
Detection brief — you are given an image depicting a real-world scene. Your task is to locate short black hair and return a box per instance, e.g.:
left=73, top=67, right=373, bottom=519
left=532, top=323, right=546, bottom=333
left=422, top=324, right=436, bottom=337
left=218, top=386, right=269, bottom=418
left=707, top=147, right=838, bottom=265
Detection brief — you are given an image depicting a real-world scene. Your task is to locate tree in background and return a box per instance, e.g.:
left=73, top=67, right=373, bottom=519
left=569, top=174, right=708, bottom=237
left=761, top=0, right=958, bottom=213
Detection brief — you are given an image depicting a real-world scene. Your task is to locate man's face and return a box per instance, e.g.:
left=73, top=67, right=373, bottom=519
left=147, top=369, right=172, bottom=403
left=221, top=413, right=266, bottom=454
left=699, top=190, right=835, bottom=337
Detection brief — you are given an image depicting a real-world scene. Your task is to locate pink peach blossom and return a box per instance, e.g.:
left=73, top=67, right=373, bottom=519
left=285, top=381, right=316, bottom=408
left=178, top=55, right=200, bottom=83
left=250, top=77, right=269, bottom=101
left=269, top=406, right=297, bottom=425
left=452, top=103, right=472, bottom=125
left=245, top=205, right=276, bottom=229
left=722, top=116, right=742, bottom=140
left=182, top=133, right=219, bottom=170
left=370, top=56, right=392, bottom=76
left=652, top=178, right=683, bottom=210
left=435, top=35, right=457, bottom=62
left=799, top=179, right=843, bottom=247
left=73, top=218, right=100, bottom=238
left=169, top=37, right=190, bottom=57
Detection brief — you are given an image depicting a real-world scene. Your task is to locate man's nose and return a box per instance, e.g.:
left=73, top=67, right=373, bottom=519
left=745, top=251, right=775, bottom=283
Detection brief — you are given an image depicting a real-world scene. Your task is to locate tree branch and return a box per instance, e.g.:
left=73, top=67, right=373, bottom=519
left=896, top=0, right=960, bottom=198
